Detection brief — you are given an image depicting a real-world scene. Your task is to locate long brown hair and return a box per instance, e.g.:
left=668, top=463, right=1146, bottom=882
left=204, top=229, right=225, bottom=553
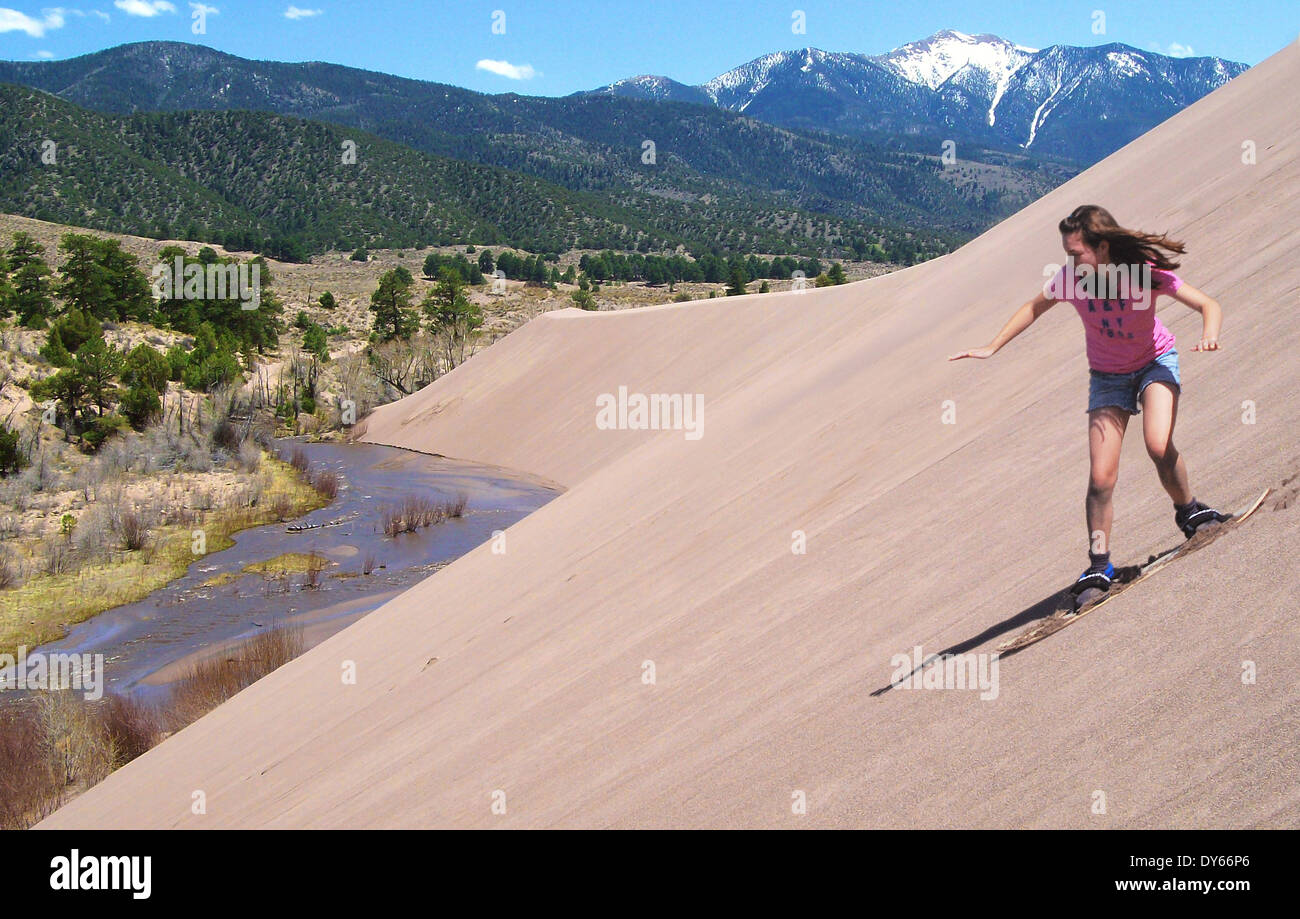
left=1059, top=205, right=1185, bottom=290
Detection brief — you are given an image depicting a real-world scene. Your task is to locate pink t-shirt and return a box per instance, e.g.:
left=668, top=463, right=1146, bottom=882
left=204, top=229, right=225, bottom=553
left=1046, top=260, right=1181, bottom=373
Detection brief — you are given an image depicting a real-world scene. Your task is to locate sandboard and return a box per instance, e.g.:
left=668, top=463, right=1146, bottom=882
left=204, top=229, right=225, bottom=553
left=996, top=487, right=1271, bottom=654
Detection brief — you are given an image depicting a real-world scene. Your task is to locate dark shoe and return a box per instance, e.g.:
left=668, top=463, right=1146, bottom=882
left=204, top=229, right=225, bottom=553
left=1073, top=560, right=1115, bottom=594
left=1175, top=499, right=1228, bottom=538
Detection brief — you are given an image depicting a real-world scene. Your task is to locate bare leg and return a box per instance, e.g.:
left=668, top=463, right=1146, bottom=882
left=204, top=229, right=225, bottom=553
left=1087, top=406, right=1129, bottom=554
left=1141, top=382, right=1193, bottom=506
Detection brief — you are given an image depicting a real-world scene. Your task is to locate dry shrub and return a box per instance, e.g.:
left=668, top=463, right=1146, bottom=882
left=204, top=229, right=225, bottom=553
left=289, top=446, right=309, bottom=474
left=34, top=690, right=115, bottom=791
left=21, top=451, right=57, bottom=493
left=180, top=438, right=213, bottom=473
left=0, top=690, right=165, bottom=829
left=212, top=418, right=242, bottom=454
left=99, top=438, right=131, bottom=477
left=250, top=418, right=275, bottom=449
left=310, top=469, right=339, bottom=499
left=99, top=694, right=163, bottom=764
left=5, top=466, right=37, bottom=511
left=165, top=504, right=200, bottom=527
left=119, top=433, right=153, bottom=476
left=114, top=506, right=150, bottom=551
left=192, top=487, right=214, bottom=512
left=139, top=420, right=185, bottom=471
left=165, top=626, right=305, bottom=729
left=381, top=493, right=468, bottom=536
left=237, top=440, right=262, bottom=472
left=74, top=463, right=103, bottom=503
left=73, top=506, right=110, bottom=562
left=270, top=492, right=293, bottom=521
left=379, top=505, right=402, bottom=538
left=43, top=540, right=75, bottom=576
left=241, top=477, right=264, bottom=508
left=403, top=494, right=440, bottom=529
left=0, top=701, right=61, bottom=829
left=446, top=491, right=468, bottom=518
left=303, top=553, right=327, bottom=589
left=0, top=552, right=17, bottom=589
left=260, top=570, right=290, bottom=597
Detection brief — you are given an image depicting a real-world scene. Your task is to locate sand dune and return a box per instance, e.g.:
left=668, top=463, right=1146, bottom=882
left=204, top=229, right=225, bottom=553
left=38, top=38, right=1300, bottom=828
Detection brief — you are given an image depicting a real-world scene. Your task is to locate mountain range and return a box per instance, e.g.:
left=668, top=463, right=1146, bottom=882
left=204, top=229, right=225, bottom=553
left=3, top=83, right=962, bottom=261
left=0, top=31, right=1247, bottom=259
left=583, top=30, right=1248, bottom=163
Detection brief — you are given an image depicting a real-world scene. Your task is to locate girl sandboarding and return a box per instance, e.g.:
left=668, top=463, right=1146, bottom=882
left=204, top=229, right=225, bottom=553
left=950, top=204, right=1225, bottom=595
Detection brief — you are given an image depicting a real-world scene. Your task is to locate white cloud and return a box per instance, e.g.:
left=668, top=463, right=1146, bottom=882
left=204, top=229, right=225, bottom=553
left=284, top=5, right=321, bottom=18
left=1150, top=41, right=1194, bottom=58
left=476, top=59, right=537, bottom=80
left=114, top=0, right=177, bottom=16
left=190, top=2, right=218, bottom=14
left=0, top=7, right=67, bottom=35
left=92, top=9, right=109, bottom=20
left=33, top=49, right=55, bottom=58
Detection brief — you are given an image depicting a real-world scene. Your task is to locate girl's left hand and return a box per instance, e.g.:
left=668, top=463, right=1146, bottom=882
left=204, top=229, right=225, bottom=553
left=1192, top=336, right=1221, bottom=351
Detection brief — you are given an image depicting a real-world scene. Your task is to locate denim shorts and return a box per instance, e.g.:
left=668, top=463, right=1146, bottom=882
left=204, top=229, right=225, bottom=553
left=1087, top=348, right=1180, bottom=415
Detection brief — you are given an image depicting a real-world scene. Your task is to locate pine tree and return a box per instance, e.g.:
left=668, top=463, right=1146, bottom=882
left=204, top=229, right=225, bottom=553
left=120, top=383, right=162, bottom=430
left=7, top=233, right=45, bottom=273
left=369, top=267, right=418, bottom=342
left=39, top=327, right=73, bottom=367
left=73, top=337, right=124, bottom=417
left=0, top=423, right=25, bottom=476
left=47, top=309, right=102, bottom=354
left=726, top=264, right=749, bottom=296
left=57, top=234, right=114, bottom=319
left=98, top=239, right=154, bottom=321
left=30, top=368, right=88, bottom=437
left=422, top=268, right=482, bottom=368
left=303, top=324, right=329, bottom=361
left=12, top=260, right=54, bottom=328
left=123, top=343, right=170, bottom=392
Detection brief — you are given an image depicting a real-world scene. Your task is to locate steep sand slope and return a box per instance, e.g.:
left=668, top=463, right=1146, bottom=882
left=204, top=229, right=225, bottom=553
left=39, top=40, right=1299, bottom=828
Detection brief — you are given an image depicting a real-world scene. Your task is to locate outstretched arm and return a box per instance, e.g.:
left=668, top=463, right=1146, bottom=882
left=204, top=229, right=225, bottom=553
left=1169, top=283, right=1222, bottom=351
left=948, top=289, right=1057, bottom=360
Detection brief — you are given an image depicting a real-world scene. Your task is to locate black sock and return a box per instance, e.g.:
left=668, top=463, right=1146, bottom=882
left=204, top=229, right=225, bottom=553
left=1089, top=551, right=1110, bottom=570
left=1176, top=497, right=1198, bottom=513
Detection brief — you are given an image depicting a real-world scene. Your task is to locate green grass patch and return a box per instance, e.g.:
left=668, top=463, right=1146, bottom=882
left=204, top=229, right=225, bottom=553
left=0, top=453, right=330, bottom=660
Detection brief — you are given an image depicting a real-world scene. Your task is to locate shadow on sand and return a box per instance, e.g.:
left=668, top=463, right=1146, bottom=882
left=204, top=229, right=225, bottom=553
left=868, top=563, right=1153, bottom=697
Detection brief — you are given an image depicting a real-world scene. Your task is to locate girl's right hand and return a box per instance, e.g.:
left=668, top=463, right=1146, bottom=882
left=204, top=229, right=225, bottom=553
left=947, top=346, right=996, bottom=360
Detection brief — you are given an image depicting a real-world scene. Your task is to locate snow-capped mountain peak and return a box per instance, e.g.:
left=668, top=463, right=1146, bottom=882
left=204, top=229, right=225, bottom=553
left=876, top=29, right=1037, bottom=91
left=605, top=75, right=682, bottom=99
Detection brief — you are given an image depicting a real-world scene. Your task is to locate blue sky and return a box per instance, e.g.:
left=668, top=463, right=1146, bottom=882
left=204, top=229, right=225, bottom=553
left=1, top=1, right=1295, bottom=96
